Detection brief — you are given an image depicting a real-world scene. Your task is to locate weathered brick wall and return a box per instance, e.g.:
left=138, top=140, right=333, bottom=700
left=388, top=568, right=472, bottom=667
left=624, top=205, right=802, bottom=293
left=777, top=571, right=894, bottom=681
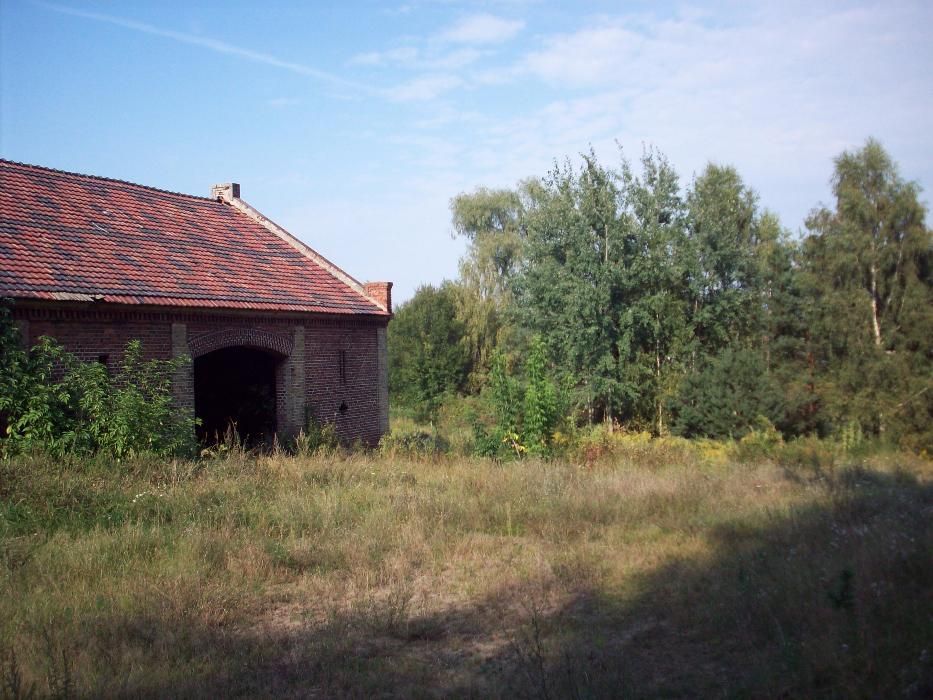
left=304, top=321, right=384, bottom=446
left=11, top=303, right=389, bottom=446
left=24, top=310, right=173, bottom=368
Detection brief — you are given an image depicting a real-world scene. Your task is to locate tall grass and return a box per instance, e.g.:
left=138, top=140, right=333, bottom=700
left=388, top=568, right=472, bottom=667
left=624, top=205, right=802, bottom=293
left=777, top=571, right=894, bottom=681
left=1, top=439, right=930, bottom=697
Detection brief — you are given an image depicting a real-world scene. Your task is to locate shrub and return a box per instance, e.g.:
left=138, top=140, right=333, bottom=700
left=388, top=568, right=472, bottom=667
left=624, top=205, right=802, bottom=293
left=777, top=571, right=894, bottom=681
left=774, top=436, right=839, bottom=476
left=522, top=337, right=559, bottom=455
left=571, top=425, right=699, bottom=467
left=388, top=283, right=470, bottom=422
left=472, top=338, right=562, bottom=459
left=732, top=416, right=785, bottom=462
left=0, top=308, right=196, bottom=459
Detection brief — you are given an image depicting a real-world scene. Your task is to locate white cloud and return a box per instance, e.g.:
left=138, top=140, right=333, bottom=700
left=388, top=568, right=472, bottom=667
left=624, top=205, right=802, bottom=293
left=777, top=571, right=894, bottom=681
left=349, top=46, right=419, bottom=67
left=451, top=2, right=933, bottom=230
left=521, top=25, right=644, bottom=86
left=350, top=46, right=483, bottom=71
left=428, top=48, right=485, bottom=70
left=38, top=0, right=932, bottom=298
left=266, top=97, right=300, bottom=108
left=384, top=73, right=463, bottom=102
left=439, top=14, right=524, bottom=44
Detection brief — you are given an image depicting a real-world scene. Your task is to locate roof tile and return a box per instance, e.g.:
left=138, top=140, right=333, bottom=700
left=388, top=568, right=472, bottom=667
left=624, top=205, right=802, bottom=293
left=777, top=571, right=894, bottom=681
left=0, top=160, right=387, bottom=316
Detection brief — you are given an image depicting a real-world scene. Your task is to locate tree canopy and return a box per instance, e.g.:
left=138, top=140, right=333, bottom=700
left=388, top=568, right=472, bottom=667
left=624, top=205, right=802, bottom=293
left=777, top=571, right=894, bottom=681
left=388, top=282, right=470, bottom=421
left=389, top=138, right=932, bottom=452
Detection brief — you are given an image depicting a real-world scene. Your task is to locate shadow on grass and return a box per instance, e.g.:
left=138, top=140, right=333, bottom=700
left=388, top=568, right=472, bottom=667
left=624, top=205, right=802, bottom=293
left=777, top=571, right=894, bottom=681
left=20, top=464, right=932, bottom=699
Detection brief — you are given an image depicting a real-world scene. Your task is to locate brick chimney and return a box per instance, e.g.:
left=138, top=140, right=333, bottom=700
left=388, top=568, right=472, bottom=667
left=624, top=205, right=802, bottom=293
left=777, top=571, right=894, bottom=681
left=211, top=183, right=240, bottom=201
left=364, top=281, right=393, bottom=314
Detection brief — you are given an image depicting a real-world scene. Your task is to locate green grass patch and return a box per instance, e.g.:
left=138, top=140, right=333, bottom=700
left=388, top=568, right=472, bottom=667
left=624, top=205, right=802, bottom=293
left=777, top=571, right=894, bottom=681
left=2, top=444, right=930, bottom=697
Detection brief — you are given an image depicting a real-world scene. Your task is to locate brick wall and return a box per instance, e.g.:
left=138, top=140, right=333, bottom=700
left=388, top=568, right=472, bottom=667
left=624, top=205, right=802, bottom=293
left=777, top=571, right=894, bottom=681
left=12, top=303, right=390, bottom=446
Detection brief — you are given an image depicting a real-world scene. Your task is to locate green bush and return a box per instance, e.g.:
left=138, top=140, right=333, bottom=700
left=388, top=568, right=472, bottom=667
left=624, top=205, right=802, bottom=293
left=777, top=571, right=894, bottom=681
left=0, top=308, right=196, bottom=459
left=388, top=283, right=470, bottom=422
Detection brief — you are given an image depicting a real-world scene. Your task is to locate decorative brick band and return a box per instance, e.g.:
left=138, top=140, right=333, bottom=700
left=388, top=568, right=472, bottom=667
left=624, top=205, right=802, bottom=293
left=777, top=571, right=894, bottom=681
left=187, top=327, right=294, bottom=359
left=10, top=302, right=387, bottom=327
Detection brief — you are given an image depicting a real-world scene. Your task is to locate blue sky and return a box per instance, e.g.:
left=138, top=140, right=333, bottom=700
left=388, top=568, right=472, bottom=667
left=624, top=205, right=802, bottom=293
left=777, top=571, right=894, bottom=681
left=2, top=1, right=931, bottom=303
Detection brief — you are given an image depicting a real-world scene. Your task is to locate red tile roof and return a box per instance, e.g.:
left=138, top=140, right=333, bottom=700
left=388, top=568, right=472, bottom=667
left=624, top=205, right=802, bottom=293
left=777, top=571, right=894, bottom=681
left=0, top=159, right=388, bottom=315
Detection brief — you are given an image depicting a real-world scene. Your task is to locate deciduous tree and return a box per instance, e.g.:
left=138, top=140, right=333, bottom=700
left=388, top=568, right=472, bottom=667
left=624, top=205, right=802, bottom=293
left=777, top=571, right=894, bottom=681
left=388, top=283, right=471, bottom=421
left=450, top=185, right=532, bottom=386
left=802, top=139, right=932, bottom=445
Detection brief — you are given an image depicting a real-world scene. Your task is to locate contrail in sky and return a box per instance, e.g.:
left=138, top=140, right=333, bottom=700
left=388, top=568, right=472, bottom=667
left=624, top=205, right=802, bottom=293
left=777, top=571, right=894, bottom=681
left=37, top=2, right=377, bottom=95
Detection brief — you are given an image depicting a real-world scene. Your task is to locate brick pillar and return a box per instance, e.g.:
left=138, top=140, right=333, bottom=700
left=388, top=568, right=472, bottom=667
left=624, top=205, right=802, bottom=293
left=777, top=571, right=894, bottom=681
left=171, top=323, right=194, bottom=419
left=276, top=326, right=305, bottom=440
left=285, top=326, right=307, bottom=436
left=376, top=325, right=389, bottom=435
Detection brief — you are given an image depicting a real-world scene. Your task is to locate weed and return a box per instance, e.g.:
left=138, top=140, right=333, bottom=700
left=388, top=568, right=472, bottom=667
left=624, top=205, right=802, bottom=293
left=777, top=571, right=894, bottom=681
left=509, top=591, right=555, bottom=700
left=379, top=428, right=447, bottom=458
left=0, top=335, right=196, bottom=460
left=294, top=416, right=339, bottom=457
left=1, top=648, right=36, bottom=700
left=41, top=630, right=73, bottom=700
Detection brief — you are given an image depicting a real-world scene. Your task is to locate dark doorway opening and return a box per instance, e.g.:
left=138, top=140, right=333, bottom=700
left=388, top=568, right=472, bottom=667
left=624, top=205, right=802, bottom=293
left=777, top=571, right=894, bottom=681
left=194, top=347, right=278, bottom=446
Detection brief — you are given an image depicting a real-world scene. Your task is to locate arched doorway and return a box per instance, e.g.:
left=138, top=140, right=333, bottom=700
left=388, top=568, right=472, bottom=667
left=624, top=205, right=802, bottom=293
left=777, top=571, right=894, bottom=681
left=194, top=346, right=280, bottom=446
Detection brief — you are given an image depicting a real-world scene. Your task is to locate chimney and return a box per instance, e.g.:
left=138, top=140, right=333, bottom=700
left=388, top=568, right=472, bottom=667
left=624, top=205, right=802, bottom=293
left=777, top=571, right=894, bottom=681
left=211, top=182, right=240, bottom=201
left=364, top=281, right=393, bottom=314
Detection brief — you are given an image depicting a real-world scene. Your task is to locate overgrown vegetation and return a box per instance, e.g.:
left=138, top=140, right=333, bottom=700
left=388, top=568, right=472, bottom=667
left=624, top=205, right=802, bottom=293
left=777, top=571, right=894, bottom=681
left=1, top=441, right=929, bottom=697
left=0, top=304, right=197, bottom=460
left=390, top=139, right=932, bottom=453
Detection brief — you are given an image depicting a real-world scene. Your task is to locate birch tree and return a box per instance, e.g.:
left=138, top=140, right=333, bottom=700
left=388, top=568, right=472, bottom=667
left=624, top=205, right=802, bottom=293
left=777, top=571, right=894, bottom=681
left=805, top=139, right=929, bottom=351
left=802, top=139, right=932, bottom=444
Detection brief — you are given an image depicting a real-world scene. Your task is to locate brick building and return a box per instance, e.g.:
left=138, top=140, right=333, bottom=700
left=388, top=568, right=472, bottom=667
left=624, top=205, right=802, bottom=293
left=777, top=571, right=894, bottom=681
left=0, top=159, right=392, bottom=445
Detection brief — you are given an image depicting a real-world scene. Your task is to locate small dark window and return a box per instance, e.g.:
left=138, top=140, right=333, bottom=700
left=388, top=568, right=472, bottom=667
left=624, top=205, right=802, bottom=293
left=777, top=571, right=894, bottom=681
left=98, top=355, right=109, bottom=373
left=339, top=350, right=347, bottom=384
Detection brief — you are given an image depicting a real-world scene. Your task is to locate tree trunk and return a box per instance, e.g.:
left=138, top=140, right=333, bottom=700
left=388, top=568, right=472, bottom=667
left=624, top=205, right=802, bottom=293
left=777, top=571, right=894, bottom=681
left=604, top=224, right=609, bottom=264
left=655, top=333, right=663, bottom=436
left=869, top=262, right=882, bottom=347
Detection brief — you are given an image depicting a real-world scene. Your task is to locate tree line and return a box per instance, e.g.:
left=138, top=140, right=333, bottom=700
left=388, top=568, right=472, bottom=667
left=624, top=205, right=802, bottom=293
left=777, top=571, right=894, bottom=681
left=389, top=139, right=932, bottom=453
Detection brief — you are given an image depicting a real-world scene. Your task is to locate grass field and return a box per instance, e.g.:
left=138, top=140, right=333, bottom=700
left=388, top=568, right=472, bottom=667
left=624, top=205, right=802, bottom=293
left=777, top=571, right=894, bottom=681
left=1, top=437, right=931, bottom=698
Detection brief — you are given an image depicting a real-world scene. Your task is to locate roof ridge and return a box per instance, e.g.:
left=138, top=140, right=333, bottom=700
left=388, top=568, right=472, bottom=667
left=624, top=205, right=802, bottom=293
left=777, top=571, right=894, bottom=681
left=0, top=158, right=215, bottom=203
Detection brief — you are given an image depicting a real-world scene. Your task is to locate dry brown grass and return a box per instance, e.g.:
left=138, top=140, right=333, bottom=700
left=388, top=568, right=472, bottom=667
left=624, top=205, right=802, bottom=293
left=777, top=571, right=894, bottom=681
left=1, top=441, right=930, bottom=698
